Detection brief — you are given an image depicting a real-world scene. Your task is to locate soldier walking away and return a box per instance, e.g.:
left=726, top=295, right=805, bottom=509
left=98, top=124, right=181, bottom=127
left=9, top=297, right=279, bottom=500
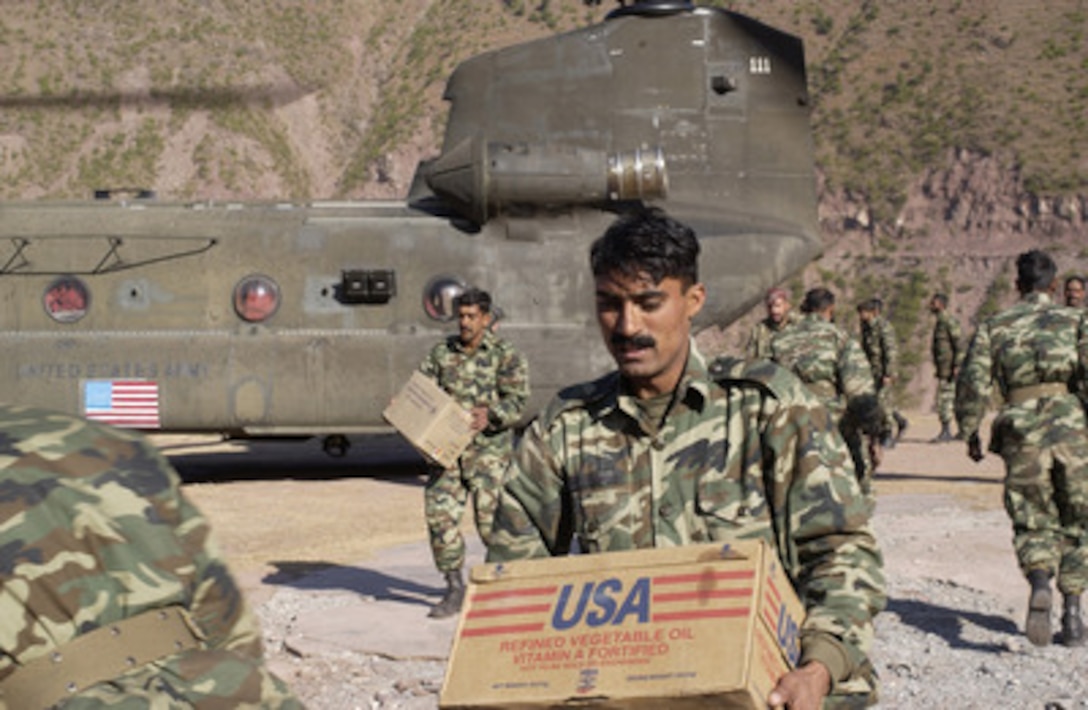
left=1064, top=274, right=1085, bottom=308
left=956, top=249, right=1088, bottom=647
left=0, top=403, right=303, bottom=709
left=418, top=288, right=529, bottom=619
left=769, top=287, right=885, bottom=493
left=489, top=209, right=885, bottom=709
left=744, top=286, right=798, bottom=360
left=929, top=293, right=964, bottom=443
left=857, top=298, right=910, bottom=447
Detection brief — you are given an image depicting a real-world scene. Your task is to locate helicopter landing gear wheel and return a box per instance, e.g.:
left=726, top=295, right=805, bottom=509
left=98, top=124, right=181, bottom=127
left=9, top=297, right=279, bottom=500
left=322, top=434, right=350, bottom=458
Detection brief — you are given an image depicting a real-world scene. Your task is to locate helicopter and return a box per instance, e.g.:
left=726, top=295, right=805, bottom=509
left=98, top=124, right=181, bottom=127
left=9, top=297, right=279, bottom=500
left=0, top=0, right=821, bottom=457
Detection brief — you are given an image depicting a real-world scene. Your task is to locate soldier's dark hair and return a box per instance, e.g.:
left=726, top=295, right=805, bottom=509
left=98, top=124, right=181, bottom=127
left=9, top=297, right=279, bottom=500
left=454, top=287, right=492, bottom=313
left=801, top=287, right=835, bottom=314
left=856, top=298, right=880, bottom=314
left=1064, top=275, right=1084, bottom=290
left=932, top=293, right=949, bottom=308
left=1015, top=249, right=1057, bottom=294
left=590, top=207, right=699, bottom=287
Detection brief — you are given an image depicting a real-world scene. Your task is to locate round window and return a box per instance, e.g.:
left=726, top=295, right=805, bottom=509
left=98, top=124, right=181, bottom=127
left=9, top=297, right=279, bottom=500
left=234, top=275, right=281, bottom=323
left=422, top=275, right=466, bottom=322
left=43, top=276, right=90, bottom=323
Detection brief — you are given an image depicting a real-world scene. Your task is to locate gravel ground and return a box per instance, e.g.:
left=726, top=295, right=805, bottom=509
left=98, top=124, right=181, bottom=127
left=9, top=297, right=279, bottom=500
left=249, top=507, right=1088, bottom=709
left=173, top=423, right=1087, bottom=709
left=873, top=575, right=1087, bottom=708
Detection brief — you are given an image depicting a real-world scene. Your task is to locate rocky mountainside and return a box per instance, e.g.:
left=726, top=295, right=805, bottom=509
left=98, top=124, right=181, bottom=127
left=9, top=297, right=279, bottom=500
left=2, top=0, right=1087, bottom=402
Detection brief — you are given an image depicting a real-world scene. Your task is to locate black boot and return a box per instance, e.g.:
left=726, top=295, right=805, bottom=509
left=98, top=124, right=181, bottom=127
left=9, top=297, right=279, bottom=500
left=1061, top=593, right=1085, bottom=647
left=429, top=569, right=465, bottom=619
left=894, top=412, right=909, bottom=442
left=1025, top=569, right=1053, bottom=646
left=931, top=423, right=954, bottom=443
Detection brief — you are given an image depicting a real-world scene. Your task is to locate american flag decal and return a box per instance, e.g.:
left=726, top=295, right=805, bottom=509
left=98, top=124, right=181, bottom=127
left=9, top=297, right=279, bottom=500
left=83, top=380, right=161, bottom=429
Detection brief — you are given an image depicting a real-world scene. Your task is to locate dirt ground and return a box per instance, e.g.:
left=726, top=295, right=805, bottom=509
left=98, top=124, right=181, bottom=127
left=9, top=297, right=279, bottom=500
left=167, top=411, right=1004, bottom=591
left=162, top=410, right=1052, bottom=708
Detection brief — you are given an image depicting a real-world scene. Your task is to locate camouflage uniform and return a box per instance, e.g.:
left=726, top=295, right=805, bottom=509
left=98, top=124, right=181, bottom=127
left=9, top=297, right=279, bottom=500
left=744, top=310, right=799, bottom=361
left=860, top=313, right=902, bottom=439
left=769, top=314, right=883, bottom=491
left=955, top=292, right=1088, bottom=595
left=931, top=309, right=964, bottom=430
left=489, top=346, right=885, bottom=704
left=0, top=403, right=302, bottom=709
left=419, top=330, right=529, bottom=572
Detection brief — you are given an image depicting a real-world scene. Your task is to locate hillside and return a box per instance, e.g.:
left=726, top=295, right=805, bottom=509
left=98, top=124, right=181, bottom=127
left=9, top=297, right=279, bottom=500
left=2, top=0, right=1087, bottom=403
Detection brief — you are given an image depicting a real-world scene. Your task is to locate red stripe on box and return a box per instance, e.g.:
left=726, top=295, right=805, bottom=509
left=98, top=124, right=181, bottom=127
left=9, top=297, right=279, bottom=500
left=465, top=604, right=552, bottom=619
left=459, top=622, right=547, bottom=638
left=653, top=570, right=755, bottom=585
left=767, top=577, right=783, bottom=608
left=757, top=633, right=782, bottom=685
left=652, top=607, right=750, bottom=623
left=653, top=587, right=753, bottom=603
left=762, top=608, right=777, bottom=632
left=471, top=586, right=559, bottom=602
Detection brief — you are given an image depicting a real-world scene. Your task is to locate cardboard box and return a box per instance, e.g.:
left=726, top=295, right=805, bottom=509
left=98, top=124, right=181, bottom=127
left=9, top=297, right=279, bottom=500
left=383, top=371, right=474, bottom=468
left=440, top=540, right=804, bottom=709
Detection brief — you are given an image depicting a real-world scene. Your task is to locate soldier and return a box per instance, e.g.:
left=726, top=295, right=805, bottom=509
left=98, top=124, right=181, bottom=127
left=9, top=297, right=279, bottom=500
left=488, top=209, right=885, bottom=710
left=418, top=287, right=529, bottom=618
left=955, top=249, right=1087, bottom=647
left=929, top=293, right=964, bottom=443
left=770, top=287, right=885, bottom=492
left=0, top=403, right=303, bottom=709
left=857, top=298, right=909, bottom=447
left=744, top=286, right=798, bottom=360
left=1064, top=274, right=1085, bottom=308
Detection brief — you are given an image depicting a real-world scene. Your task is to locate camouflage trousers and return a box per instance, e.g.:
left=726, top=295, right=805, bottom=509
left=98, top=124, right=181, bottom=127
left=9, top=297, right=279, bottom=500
left=999, top=438, right=1088, bottom=594
left=840, top=425, right=873, bottom=495
left=425, top=435, right=512, bottom=572
left=935, top=379, right=955, bottom=426
left=876, top=385, right=898, bottom=439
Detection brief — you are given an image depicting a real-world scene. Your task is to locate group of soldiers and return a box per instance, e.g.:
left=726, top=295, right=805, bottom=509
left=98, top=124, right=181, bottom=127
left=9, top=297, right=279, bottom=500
left=742, top=286, right=912, bottom=493
left=741, top=254, right=1088, bottom=653
left=2, top=205, right=1084, bottom=708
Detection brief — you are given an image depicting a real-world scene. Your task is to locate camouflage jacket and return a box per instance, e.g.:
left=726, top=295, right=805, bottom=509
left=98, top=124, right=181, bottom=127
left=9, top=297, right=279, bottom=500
left=931, top=311, right=964, bottom=381
left=744, top=311, right=800, bottom=361
left=955, top=292, right=1088, bottom=450
left=419, top=330, right=530, bottom=442
left=859, top=315, right=898, bottom=384
left=768, top=314, right=878, bottom=430
left=0, top=404, right=302, bottom=709
left=488, top=346, right=885, bottom=694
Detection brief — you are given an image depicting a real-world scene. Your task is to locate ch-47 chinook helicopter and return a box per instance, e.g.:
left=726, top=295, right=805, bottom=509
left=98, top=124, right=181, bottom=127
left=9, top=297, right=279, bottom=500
left=0, top=0, right=820, bottom=457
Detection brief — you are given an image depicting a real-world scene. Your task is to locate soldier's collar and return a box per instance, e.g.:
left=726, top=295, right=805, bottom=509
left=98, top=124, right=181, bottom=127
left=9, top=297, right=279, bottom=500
left=612, top=342, right=710, bottom=417
left=1023, top=291, right=1052, bottom=305
left=450, top=330, right=497, bottom=353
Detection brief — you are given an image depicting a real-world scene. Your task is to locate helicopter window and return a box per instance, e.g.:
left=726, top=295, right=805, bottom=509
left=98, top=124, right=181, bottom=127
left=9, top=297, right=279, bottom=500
left=43, top=276, right=90, bottom=323
left=423, top=276, right=466, bottom=322
left=234, top=275, right=281, bottom=323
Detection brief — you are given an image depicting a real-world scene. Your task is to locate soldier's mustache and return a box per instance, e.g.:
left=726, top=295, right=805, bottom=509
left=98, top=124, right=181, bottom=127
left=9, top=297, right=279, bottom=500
left=611, top=333, right=656, bottom=349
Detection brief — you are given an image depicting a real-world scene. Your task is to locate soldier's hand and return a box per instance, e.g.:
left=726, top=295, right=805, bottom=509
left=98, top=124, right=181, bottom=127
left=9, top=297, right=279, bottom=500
left=768, top=661, right=830, bottom=710
left=868, top=438, right=883, bottom=469
left=469, top=406, right=490, bottom=432
left=967, top=433, right=984, bottom=462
